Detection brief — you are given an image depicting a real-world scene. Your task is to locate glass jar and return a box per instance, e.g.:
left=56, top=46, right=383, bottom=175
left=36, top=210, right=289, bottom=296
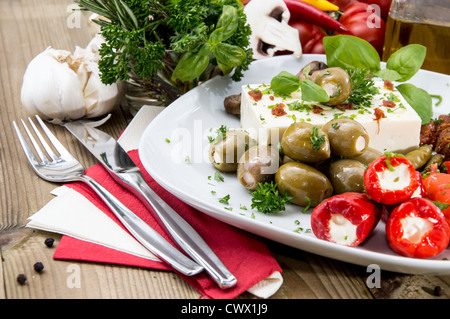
left=382, top=0, right=450, bottom=75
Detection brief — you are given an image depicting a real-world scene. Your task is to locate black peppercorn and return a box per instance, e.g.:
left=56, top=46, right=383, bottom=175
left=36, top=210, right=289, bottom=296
left=44, top=237, right=54, bottom=248
left=34, top=262, right=44, bottom=273
left=434, top=286, right=444, bottom=296
left=17, top=274, right=27, bottom=285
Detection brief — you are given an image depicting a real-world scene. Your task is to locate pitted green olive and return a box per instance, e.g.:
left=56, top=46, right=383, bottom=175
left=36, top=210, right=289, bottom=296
left=351, top=147, right=383, bottom=166
left=209, top=130, right=256, bottom=172
left=405, top=144, right=433, bottom=169
left=281, top=122, right=330, bottom=163
left=275, top=162, right=333, bottom=207
left=328, top=159, right=365, bottom=194
left=237, top=145, right=280, bottom=191
left=314, top=67, right=351, bottom=106
left=322, top=118, right=369, bottom=158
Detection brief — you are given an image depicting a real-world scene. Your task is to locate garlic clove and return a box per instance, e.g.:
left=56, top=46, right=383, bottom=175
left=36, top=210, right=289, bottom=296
left=21, top=47, right=85, bottom=121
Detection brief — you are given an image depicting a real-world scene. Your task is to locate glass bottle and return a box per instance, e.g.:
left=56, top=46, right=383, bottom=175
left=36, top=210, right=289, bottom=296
left=382, top=0, right=450, bottom=75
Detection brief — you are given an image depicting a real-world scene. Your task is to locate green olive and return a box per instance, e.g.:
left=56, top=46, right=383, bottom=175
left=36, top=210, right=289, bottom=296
left=351, top=147, right=383, bottom=166
left=209, top=130, right=256, bottom=172
left=237, top=145, right=280, bottom=191
left=281, top=122, right=330, bottom=163
left=322, top=118, right=369, bottom=158
left=275, top=162, right=333, bottom=207
left=421, top=153, right=445, bottom=174
left=328, top=159, right=366, bottom=194
left=314, top=67, right=351, bottom=106
left=405, top=144, right=433, bottom=169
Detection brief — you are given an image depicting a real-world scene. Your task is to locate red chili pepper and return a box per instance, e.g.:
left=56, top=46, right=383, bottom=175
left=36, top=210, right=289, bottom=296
left=386, top=197, right=450, bottom=258
left=311, top=192, right=382, bottom=247
left=364, top=155, right=419, bottom=205
left=284, top=0, right=349, bottom=33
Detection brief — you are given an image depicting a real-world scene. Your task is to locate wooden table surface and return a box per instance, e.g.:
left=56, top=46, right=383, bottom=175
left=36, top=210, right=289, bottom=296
left=1, top=0, right=450, bottom=300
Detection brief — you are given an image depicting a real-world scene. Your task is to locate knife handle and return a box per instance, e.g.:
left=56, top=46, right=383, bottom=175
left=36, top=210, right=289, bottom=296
left=120, top=172, right=237, bottom=289
left=80, top=175, right=204, bottom=276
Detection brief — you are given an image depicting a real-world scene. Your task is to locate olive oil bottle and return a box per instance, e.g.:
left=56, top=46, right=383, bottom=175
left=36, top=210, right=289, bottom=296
left=382, top=0, right=450, bottom=75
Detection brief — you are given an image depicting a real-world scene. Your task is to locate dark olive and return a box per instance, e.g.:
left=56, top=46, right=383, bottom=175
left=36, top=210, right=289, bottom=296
left=281, top=122, right=330, bottom=163
left=237, top=145, right=280, bottom=190
left=314, top=67, right=351, bottom=106
left=405, top=144, right=433, bottom=169
left=209, top=130, right=256, bottom=172
left=297, top=61, right=328, bottom=81
left=328, top=159, right=366, bottom=194
left=351, top=147, right=383, bottom=166
left=275, top=162, right=333, bottom=207
left=322, top=118, right=369, bottom=158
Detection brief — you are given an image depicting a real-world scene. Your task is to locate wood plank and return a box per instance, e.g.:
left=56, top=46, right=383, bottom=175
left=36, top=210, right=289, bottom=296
left=1, top=228, right=201, bottom=299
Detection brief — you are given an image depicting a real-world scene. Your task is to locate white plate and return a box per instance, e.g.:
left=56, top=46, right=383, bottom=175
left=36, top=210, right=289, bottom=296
left=139, top=54, right=450, bottom=275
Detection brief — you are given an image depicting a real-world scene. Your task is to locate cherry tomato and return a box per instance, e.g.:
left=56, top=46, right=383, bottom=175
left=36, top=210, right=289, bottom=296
left=339, top=2, right=379, bottom=25
left=422, top=172, right=450, bottom=226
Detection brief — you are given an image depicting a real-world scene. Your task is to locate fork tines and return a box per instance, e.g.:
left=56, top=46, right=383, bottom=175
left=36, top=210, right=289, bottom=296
left=13, top=115, right=70, bottom=165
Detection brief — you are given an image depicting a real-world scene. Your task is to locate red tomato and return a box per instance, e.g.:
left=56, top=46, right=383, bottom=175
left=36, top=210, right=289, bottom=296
left=422, top=173, right=450, bottom=226
left=339, top=8, right=386, bottom=56
left=339, top=2, right=380, bottom=25
left=289, top=21, right=326, bottom=54
left=358, top=0, right=392, bottom=21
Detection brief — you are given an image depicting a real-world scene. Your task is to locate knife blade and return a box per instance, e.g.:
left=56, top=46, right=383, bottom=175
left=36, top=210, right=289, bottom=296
left=64, top=121, right=237, bottom=289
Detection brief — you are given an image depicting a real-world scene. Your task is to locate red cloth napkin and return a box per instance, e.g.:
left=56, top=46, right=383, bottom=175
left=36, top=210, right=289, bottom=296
left=53, top=149, right=282, bottom=299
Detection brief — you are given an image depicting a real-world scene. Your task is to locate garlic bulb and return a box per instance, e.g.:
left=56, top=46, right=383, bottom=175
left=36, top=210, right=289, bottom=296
left=21, top=35, right=121, bottom=123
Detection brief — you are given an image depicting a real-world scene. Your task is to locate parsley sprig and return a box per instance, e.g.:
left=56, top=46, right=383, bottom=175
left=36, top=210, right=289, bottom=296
left=251, top=182, right=292, bottom=214
left=347, top=68, right=379, bottom=107
left=75, top=0, right=252, bottom=97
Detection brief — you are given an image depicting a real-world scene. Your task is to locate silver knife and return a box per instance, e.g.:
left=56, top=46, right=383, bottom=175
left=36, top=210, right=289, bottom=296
left=64, top=121, right=237, bottom=289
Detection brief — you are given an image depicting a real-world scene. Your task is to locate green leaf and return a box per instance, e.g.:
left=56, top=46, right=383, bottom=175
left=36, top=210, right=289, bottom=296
left=323, top=35, right=380, bottom=73
left=270, top=71, right=300, bottom=96
left=213, top=43, right=246, bottom=73
left=375, top=68, right=402, bottom=81
left=385, top=44, right=427, bottom=82
left=301, top=79, right=330, bottom=102
left=396, top=83, right=433, bottom=124
left=172, top=43, right=212, bottom=81
left=209, top=5, right=238, bottom=45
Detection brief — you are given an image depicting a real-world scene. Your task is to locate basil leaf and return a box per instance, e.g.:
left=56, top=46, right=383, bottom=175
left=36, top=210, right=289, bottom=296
left=323, top=35, right=380, bottom=73
left=172, top=43, right=212, bottom=81
left=270, top=71, right=300, bottom=96
left=375, top=68, right=402, bottom=81
left=397, top=83, right=433, bottom=124
left=213, top=43, right=246, bottom=74
left=209, top=5, right=238, bottom=45
left=301, top=79, right=330, bottom=102
left=385, top=44, right=426, bottom=81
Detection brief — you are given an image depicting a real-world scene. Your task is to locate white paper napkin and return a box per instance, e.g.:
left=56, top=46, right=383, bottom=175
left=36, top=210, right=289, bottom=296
left=26, top=105, right=283, bottom=298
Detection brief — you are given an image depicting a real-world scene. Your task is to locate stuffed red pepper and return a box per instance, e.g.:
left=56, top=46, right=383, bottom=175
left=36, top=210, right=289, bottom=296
left=364, top=154, right=419, bottom=205
left=311, top=192, right=382, bottom=247
left=386, top=197, right=450, bottom=258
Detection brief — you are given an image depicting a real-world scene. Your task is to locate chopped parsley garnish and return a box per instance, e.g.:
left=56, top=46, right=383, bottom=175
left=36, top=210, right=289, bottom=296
left=251, top=182, right=292, bottom=214
left=214, top=171, right=224, bottom=182
left=218, top=194, right=230, bottom=205
left=310, top=126, right=326, bottom=151
left=347, top=68, right=379, bottom=107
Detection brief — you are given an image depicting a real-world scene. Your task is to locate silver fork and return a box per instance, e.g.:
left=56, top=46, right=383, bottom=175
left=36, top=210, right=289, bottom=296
left=13, top=115, right=204, bottom=277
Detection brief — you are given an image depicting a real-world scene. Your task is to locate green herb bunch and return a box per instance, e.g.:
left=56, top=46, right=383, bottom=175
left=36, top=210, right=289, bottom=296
left=251, top=182, right=292, bottom=214
left=75, top=0, right=252, bottom=101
